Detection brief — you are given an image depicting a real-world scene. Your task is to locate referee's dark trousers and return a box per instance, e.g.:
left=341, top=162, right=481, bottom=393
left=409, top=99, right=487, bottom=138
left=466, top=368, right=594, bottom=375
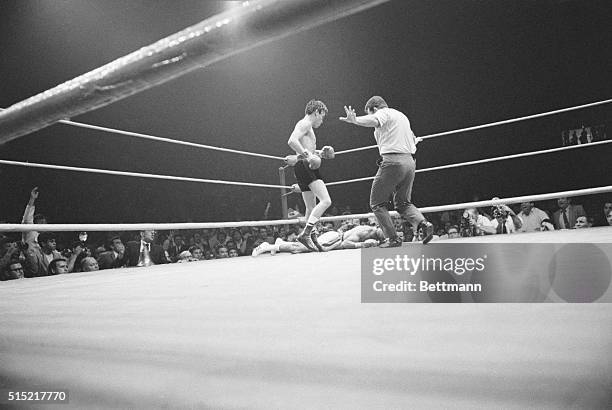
left=370, top=153, right=425, bottom=240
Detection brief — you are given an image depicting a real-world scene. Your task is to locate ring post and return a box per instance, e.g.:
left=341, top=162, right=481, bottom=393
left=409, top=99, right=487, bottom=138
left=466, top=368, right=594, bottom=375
left=279, top=166, right=288, bottom=219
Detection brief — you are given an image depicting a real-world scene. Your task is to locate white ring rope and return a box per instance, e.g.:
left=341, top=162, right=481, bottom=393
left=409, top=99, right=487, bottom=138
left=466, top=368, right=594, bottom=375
left=2, top=102, right=609, bottom=191
left=0, top=159, right=290, bottom=190
left=334, top=98, right=612, bottom=155
left=321, top=185, right=612, bottom=222
left=0, top=218, right=301, bottom=233
left=1, top=185, right=610, bottom=232
left=0, top=108, right=283, bottom=161
left=56, top=118, right=285, bottom=161
left=1, top=137, right=607, bottom=191
left=326, top=139, right=612, bottom=186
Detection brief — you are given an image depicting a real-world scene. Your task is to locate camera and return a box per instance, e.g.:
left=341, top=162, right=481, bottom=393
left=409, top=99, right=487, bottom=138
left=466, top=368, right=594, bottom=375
left=78, top=232, right=88, bottom=249
left=460, top=211, right=476, bottom=237
left=492, top=205, right=508, bottom=220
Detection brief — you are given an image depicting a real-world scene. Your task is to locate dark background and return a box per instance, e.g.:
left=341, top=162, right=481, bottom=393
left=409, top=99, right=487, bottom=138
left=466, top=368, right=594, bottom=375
left=0, top=0, right=610, bottom=223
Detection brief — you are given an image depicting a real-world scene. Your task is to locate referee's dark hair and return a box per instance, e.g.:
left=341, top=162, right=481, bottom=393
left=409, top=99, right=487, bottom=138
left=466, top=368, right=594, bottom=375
left=364, top=96, right=388, bottom=113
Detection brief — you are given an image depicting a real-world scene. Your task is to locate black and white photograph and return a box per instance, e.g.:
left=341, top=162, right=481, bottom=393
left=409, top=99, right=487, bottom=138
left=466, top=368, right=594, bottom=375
left=1, top=1, right=611, bottom=408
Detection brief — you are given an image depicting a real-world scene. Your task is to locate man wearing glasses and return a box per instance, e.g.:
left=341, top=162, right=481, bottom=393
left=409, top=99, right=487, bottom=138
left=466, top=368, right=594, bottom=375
left=1, top=262, right=25, bottom=281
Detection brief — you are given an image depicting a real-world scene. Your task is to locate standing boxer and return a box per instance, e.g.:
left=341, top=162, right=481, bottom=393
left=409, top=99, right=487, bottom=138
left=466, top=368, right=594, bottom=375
left=286, top=99, right=335, bottom=252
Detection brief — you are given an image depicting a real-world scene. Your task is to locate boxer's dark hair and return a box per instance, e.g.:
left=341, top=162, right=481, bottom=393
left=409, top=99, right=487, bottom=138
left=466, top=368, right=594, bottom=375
left=305, top=99, right=328, bottom=115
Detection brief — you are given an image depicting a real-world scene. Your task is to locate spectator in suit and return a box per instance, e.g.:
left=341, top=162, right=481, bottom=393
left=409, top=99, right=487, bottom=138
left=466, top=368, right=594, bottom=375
left=97, top=236, right=128, bottom=270
left=24, top=231, right=63, bottom=277
left=228, top=248, right=239, bottom=258
left=553, top=197, right=586, bottom=229
left=517, top=202, right=550, bottom=232
left=606, top=209, right=612, bottom=227
left=166, top=232, right=189, bottom=262
left=126, top=230, right=166, bottom=266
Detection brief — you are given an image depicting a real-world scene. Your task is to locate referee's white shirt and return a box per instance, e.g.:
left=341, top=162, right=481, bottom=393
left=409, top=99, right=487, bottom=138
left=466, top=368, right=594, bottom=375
left=372, top=107, right=417, bottom=155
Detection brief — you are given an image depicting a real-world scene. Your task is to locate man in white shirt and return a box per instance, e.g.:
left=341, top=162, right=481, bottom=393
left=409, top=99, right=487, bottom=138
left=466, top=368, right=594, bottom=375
left=517, top=202, right=549, bottom=232
left=339, top=96, right=433, bottom=247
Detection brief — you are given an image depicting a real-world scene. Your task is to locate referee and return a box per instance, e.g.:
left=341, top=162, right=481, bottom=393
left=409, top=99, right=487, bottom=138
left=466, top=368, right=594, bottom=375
left=340, top=96, right=433, bottom=247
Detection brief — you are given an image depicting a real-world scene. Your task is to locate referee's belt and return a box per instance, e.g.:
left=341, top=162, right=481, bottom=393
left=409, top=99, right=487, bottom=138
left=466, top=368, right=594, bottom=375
left=376, top=152, right=415, bottom=166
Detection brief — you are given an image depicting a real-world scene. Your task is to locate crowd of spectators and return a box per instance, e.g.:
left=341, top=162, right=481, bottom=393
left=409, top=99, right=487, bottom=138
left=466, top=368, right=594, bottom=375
left=426, top=196, right=611, bottom=241
left=1, top=187, right=611, bottom=281
left=561, top=124, right=607, bottom=146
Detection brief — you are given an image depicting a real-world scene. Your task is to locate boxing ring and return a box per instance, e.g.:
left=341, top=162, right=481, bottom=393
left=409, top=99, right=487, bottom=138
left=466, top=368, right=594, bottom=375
left=2, top=239, right=612, bottom=409
left=1, top=0, right=612, bottom=408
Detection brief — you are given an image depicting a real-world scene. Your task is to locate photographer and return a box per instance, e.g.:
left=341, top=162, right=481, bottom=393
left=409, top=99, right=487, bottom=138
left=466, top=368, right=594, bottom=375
left=460, top=208, right=495, bottom=237
left=66, top=239, right=95, bottom=273
left=490, top=201, right=522, bottom=234
left=58, top=232, right=92, bottom=273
